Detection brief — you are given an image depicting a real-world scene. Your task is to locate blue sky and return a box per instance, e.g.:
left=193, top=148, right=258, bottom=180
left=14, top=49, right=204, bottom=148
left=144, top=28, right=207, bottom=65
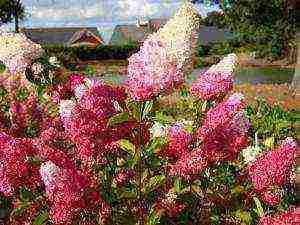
left=1, top=0, right=220, bottom=43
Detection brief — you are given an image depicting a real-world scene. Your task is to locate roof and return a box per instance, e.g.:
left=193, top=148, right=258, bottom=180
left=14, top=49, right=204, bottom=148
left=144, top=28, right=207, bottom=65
left=68, top=29, right=104, bottom=47
left=148, top=18, right=169, bottom=32
left=198, top=26, right=233, bottom=44
left=109, top=25, right=151, bottom=45
left=20, top=27, right=103, bottom=46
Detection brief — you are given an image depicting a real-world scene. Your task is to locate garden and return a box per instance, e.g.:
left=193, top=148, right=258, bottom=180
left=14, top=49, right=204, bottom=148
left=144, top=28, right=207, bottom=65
left=0, top=1, right=299, bottom=225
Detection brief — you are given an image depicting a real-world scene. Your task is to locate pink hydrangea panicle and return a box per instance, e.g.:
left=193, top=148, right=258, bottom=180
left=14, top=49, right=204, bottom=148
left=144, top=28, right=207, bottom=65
left=198, top=93, right=246, bottom=139
left=75, top=137, right=94, bottom=166
left=190, top=54, right=237, bottom=101
left=248, top=137, right=297, bottom=194
left=0, top=132, right=39, bottom=196
left=164, top=124, right=192, bottom=159
left=258, top=207, right=300, bottom=225
left=40, top=161, right=90, bottom=224
left=197, top=93, right=249, bottom=163
left=156, top=190, right=186, bottom=218
left=126, top=37, right=184, bottom=101
left=169, top=148, right=208, bottom=179
left=260, top=187, right=284, bottom=206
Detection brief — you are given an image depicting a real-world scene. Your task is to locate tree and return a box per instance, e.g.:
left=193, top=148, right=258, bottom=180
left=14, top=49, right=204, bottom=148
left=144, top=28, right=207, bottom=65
left=0, top=0, right=26, bottom=32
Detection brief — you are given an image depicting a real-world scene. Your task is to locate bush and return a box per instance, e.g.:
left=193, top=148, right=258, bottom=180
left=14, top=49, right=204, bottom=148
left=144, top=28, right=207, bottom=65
left=42, top=42, right=140, bottom=63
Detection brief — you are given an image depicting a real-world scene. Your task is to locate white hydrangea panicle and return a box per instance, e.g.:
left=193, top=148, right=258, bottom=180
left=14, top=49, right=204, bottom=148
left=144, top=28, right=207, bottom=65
left=0, top=31, right=44, bottom=75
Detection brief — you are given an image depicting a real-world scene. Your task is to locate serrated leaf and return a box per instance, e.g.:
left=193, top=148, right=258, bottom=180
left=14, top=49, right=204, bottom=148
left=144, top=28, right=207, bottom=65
left=32, top=211, right=49, bottom=225
left=108, top=112, right=129, bottom=127
left=143, top=175, right=165, bottom=194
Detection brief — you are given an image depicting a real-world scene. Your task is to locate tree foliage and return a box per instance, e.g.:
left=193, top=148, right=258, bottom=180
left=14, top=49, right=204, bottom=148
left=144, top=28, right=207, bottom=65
left=0, top=0, right=26, bottom=32
left=219, top=0, right=296, bottom=59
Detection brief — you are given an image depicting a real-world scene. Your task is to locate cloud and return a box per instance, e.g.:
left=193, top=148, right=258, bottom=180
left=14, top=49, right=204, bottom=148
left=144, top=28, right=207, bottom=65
left=30, top=3, right=105, bottom=21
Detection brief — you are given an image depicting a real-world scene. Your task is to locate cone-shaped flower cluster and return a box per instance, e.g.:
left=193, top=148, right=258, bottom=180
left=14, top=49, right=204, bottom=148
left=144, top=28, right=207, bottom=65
left=164, top=124, right=192, bottom=159
left=0, top=132, right=40, bottom=196
left=0, top=31, right=44, bottom=75
left=169, top=148, right=208, bottom=179
left=40, top=161, right=92, bottom=224
left=198, top=93, right=250, bottom=163
left=258, top=207, right=300, bottom=225
left=151, top=2, right=200, bottom=72
left=126, top=2, right=200, bottom=101
left=190, top=53, right=237, bottom=101
left=248, top=138, right=297, bottom=205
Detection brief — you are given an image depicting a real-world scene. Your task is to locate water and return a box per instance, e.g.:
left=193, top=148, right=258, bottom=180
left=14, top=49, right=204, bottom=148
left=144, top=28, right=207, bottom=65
left=99, top=67, right=295, bottom=86
left=189, top=67, right=295, bottom=85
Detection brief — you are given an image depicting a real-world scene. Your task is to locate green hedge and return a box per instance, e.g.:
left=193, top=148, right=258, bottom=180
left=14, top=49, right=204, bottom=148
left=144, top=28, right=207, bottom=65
left=42, top=42, right=140, bottom=62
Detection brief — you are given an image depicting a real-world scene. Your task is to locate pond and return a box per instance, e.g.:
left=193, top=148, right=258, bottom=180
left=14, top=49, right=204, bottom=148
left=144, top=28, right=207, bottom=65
left=188, top=67, right=295, bottom=85
left=99, top=67, right=295, bottom=85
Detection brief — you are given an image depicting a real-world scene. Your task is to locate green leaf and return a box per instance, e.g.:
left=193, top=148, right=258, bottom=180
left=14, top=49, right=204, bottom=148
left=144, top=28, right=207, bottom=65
left=174, top=178, right=182, bottom=193
left=32, top=211, right=49, bottom=225
left=108, top=112, right=129, bottom=127
left=253, top=197, right=264, bottom=217
left=118, top=139, right=136, bottom=156
left=143, top=175, right=165, bottom=194
left=119, top=188, right=138, bottom=199
left=11, top=202, right=30, bottom=217
left=127, top=101, right=142, bottom=121
left=144, top=137, right=167, bottom=157
left=142, top=100, right=153, bottom=120
left=153, top=111, right=175, bottom=125
left=16, top=87, right=29, bottom=102
left=19, top=188, right=33, bottom=202
left=147, top=207, right=162, bottom=225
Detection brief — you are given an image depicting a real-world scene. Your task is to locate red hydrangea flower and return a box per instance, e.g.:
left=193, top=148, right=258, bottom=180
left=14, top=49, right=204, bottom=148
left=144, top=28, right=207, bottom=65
left=169, top=148, right=208, bottom=179
left=39, top=161, right=90, bottom=224
left=0, top=132, right=40, bottom=196
left=126, top=37, right=184, bottom=101
left=248, top=137, right=297, bottom=192
left=258, top=207, right=300, bottom=225
left=198, top=94, right=249, bottom=163
left=190, top=54, right=237, bottom=101
left=155, top=190, right=186, bottom=218
left=260, top=187, right=283, bottom=206
left=163, top=124, right=192, bottom=159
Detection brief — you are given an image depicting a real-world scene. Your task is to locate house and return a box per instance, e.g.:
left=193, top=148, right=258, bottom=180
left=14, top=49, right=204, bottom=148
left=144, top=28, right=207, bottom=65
left=20, top=27, right=104, bottom=47
left=148, top=18, right=169, bottom=32
left=197, top=26, right=233, bottom=45
left=109, top=24, right=151, bottom=46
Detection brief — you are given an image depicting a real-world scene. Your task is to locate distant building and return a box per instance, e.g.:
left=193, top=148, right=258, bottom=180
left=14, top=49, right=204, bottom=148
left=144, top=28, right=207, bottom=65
left=20, top=27, right=104, bottom=47
left=148, top=18, right=169, bottom=32
left=197, top=26, right=233, bottom=45
left=109, top=24, right=151, bottom=46
left=109, top=16, right=232, bottom=46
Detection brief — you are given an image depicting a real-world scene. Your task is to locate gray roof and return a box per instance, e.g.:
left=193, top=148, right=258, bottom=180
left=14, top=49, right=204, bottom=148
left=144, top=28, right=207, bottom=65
left=109, top=25, right=151, bottom=45
left=198, top=26, right=233, bottom=44
left=20, top=27, right=102, bottom=46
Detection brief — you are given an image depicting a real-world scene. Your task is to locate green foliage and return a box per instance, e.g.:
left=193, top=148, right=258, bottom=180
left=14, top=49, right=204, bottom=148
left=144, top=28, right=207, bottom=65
left=42, top=42, right=139, bottom=64
left=0, top=63, right=6, bottom=73
left=219, top=0, right=296, bottom=59
left=245, top=99, right=296, bottom=145
left=201, top=11, right=227, bottom=28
